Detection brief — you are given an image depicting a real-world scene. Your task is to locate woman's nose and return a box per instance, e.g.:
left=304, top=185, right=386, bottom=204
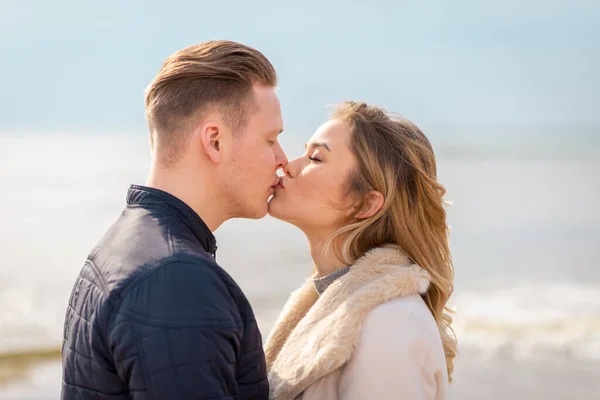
left=282, top=156, right=302, bottom=178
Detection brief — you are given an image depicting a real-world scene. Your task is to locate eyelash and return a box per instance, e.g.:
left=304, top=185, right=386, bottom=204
left=268, top=140, right=275, bottom=145
left=308, top=156, right=321, bottom=162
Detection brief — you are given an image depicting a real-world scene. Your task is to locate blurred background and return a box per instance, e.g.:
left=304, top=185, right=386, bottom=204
left=1, top=0, right=599, bottom=398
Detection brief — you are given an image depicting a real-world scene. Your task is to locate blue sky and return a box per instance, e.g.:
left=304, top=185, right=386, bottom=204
left=1, top=0, right=598, bottom=137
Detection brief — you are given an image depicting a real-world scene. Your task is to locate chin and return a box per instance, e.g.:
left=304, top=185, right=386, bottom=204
left=267, top=196, right=281, bottom=217
left=237, top=201, right=268, bottom=220
left=251, top=205, right=269, bottom=219
left=267, top=197, right=291, bottom=222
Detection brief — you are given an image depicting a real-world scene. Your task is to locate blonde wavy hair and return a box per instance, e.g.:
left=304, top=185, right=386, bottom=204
left=324, top=101, right=457, bottom=381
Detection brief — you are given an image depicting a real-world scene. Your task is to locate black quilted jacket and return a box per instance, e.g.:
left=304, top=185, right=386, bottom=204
left=61, top=185, right=268, bottom=399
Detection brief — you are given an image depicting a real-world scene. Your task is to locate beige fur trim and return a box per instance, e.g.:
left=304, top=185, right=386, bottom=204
left=266, top=245, right=431, bottom=400
left=264, top=279, right=319, bottom=368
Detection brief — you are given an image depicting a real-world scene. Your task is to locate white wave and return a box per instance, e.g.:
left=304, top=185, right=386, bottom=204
left=451, top=282, right=600, bottom=361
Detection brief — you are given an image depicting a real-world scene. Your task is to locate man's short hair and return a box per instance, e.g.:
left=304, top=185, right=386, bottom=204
left=144, top=40, right=277, bottom=165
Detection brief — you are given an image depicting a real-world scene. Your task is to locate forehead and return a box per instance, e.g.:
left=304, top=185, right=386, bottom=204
left=248, top=85, right=282, bottom=133
left=309, top=118, right=351, bottom=148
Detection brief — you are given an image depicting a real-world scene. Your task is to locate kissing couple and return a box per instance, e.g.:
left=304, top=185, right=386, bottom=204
left=61, top=40, right=456, bottom=400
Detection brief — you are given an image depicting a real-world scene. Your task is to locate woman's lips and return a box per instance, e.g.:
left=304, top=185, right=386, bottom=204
left=274, top=177, right=285, bottom=189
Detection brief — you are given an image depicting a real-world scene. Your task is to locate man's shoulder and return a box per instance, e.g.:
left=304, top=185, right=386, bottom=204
left=120, top=252, right=220, bottom=289
left=86, top=206, right=251, bottom=327
left=110, top=254, right=244, bottom=327
left=90, top=207, right=226, bottom=299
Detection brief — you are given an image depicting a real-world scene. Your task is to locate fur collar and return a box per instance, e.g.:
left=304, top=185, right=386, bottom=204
left=265, top=245, right=431, bottom=400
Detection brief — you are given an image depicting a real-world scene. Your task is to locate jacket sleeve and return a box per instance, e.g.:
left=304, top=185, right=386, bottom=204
left=107, top=260, right=243, bottom=399
left=339, top=303, right=442, bottom=400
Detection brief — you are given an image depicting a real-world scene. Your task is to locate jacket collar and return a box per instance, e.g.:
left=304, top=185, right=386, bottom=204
left=126, top=184, right=217, bottom=256
left=265, top=245, right=431, bottom=400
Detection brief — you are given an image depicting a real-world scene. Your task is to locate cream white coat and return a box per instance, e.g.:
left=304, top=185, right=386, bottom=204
left=265, top=245, right=448, bottom=400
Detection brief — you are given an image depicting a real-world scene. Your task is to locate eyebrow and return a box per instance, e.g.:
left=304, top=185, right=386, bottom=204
left=305, top=142, right=331, bottom=152
left=268, top=128, right=284, bottom=137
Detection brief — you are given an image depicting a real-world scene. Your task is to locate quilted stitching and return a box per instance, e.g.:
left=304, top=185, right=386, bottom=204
left=61, top=186, right=269, bottom=399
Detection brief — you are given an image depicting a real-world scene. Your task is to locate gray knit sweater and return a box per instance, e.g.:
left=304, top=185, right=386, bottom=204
left=312, top=266, right=351, bottom=295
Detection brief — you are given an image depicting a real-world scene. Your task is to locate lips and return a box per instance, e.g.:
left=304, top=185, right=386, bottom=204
left=271, top=176, right=281, bottom=189
left=273, top=176, right=285, bottom=190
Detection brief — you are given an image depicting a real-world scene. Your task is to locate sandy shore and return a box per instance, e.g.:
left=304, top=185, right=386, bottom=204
left=0, top=348, right=61, bottom=388
left=1, top=350, right=599, bottom=399
left=450, top=351, right=600, bottom=400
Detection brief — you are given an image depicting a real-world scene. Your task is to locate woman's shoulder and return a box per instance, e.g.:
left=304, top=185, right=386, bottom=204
left=361, top=294, right=441, bottom=344
left=338, top=295, right=448, bottom=396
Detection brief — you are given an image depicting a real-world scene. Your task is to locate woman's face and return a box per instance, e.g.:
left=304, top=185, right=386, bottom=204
left=268, top=119, right=358, bottom=236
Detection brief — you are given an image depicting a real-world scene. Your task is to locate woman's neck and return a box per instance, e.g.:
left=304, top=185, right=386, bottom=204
left=307, top=234, right=347, bottom=277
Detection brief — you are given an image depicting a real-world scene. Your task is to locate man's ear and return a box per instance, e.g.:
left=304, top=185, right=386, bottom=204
left=198, top=122, right=222, bottom=164
left=356, top=190, right=385, bottom=219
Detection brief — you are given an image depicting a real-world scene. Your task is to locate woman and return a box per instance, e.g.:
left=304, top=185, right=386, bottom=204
left=266, top=101, right=456, bottom=399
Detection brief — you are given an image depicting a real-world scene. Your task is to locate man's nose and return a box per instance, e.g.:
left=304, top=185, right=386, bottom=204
left=282, top=162, right=292, bottom=178
left=275, top=144, right=288, bottom=170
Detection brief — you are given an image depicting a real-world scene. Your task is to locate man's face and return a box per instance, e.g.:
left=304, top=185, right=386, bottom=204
left=223, top=85, right=287, bottom=219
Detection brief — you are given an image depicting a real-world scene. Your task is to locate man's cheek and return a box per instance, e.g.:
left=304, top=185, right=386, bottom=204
left=259, top=151, right=275, bottom=169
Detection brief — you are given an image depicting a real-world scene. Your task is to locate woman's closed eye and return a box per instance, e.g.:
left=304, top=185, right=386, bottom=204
left=308, top=155, right=321, bottom=162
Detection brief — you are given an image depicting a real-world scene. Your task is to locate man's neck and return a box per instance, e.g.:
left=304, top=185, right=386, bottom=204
left=145, top=163, right=227, bottom=232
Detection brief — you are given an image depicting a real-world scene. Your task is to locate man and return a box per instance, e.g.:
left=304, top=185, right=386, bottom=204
left=61, top=40, right=287, bottom=399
